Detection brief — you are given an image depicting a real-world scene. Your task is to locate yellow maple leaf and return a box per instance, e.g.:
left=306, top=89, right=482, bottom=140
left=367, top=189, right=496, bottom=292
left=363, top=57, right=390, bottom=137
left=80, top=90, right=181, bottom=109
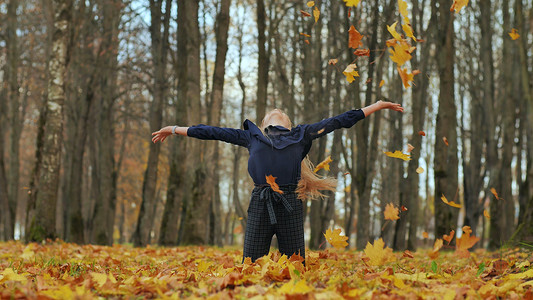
left=313, top=6, right=320, bottom=23
left=266, top=175, right=284, bottom=194
left=428, top=238, right=443, bottom=259
left=279, top=278, right=313, bottom=294
left=384, top=203, right=400, bottom=221
left=314, top=156, right=333, bottom=173
left=455, top=226, right=480, bottom=258
left=483, top=209, right=490, bottom=220
left=397, top=67, right=415, bottom=88
left=324, top=228, right=349, bottom=249
left=398, top=0, right=408, bottom=19
left=440, top=194, right=462, bottom=208
left=450, top=0, right=469, bottom=13
left=306, top=1, right=315, bottom=7
left=402, top=23, right=416, bottom=41
left=384, top=150, right=411, bottom=161
left=364, top=238, right=395, bottom=266
left=0, top=268, right=27, bottom=283
left=343, top=64, right=359, bottom=83
left=509, top=28, right=520, bottom=40
left=387, top=21, right=403, bottom=41
left=389, top=42, right=412, bottom=66
left=343, top=0, right=360, bottom=7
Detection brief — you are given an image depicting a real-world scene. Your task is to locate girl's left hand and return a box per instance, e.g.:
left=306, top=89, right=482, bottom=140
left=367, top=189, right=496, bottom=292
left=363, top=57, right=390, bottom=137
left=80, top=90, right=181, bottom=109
left=379, top=100, right=404, bottom=112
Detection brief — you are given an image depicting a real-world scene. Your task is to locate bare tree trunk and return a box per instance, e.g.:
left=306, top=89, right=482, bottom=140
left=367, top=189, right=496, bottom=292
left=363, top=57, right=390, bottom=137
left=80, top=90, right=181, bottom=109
left=255, top=0, right=268, bottom=122
left=89, top=0, right=121, bottom=245
left=5, top=0, right=21, bottom=240
left=27, top=0, right=71, bottom=242
left=133, top=0, right=172, bottom=247
left=433, top=0, right=459, bottom=242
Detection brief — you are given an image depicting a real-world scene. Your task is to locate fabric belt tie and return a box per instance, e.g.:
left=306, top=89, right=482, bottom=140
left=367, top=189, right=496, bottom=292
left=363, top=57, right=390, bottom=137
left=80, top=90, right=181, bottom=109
left=258, top=186, right=293, bottom=225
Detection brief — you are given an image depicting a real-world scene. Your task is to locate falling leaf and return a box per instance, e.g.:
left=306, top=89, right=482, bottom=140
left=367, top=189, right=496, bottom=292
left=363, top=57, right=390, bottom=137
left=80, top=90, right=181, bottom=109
left=442, top=137, right=449, bottom=146
left=401, top=205, right=408, bottom=211
left=509, top=28, right=520, bottom=40
left=402, top=23, right=416, bottom=41
left=384, top=203, right=400, bottom=221
left=422, top=231, right=429, bottom=239
left=323, top=228, right=349, bottom=249
left=443, top=230, right=455, bottom=244
left=418, top=131, right=426, bottom=136
left=416, top=167, right=424, bottom=174
left=328, top=58, right=338, bottom=65
left=490, top=188, right=500, bottom=200
left=407, top=144, right=415, bottom=153
left=348, top=26, right=364, bottom=49
left=364, top=238, right=395, bottom=266
left=300, top=32, right=311, bottom=37
left=428, top=239, right=443, bottom=259
left=379, top=79, right=385, bottom=87
left=450, top=0, right=469, bottom=13
left=483, top=209, right=490, bottom=220
left=304, top=40, right=310, bottom=45
left=387, top=21, right=403, bottom=41
left=306, top=1, right=315, bottom=7
left=353, top=49, right=370, bottom=56
left=343, top=0, right=360, bottom=7
left=440, top=194, right=462, bottom=208
left=343, top=64, right=359, bottom=83
left=300, top=10, right=311, bottom=17
left=384, top=150, right=412, bottom=161
left=266, top=175, right=284, bottom=194
left=456, top=226, right=480, bottom=258
left=398, top=0, right=409, bottom=19
left=389, top=42, right=412, bottom=67
left=397, top=66, right=415, bottom=88
left=314, top=156, right=333, bottom=173
left=313, top=6, right=320, bottom=23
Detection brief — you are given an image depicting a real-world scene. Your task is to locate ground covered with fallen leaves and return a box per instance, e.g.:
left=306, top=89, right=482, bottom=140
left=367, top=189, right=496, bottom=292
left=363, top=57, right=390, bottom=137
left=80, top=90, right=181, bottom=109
left=0, top=241, right=532, bottom=299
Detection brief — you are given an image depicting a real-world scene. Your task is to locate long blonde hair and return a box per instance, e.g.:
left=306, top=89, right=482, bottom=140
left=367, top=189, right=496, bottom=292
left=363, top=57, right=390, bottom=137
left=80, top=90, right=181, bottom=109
left=261, top=109, right=337, bottom=200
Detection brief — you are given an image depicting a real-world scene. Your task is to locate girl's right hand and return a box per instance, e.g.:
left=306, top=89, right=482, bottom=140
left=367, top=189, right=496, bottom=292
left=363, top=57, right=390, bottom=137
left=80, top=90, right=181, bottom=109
left=152, top=126, right=175, bottom=143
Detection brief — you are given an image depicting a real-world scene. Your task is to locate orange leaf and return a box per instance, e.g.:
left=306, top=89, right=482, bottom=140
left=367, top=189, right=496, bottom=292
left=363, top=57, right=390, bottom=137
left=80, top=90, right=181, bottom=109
left=490, top=188, right=500, bottom=200
left=384, top=150, right=411, bottom=161
left=442, top=136, right=449, bottom=146
left=401, top=205, right=408, bottom=211
left=407, top=144, right=414, bottom=153
left=403, top=250, right=414, bottom=258
left=379, top=79, right=385, bottom=87
left=304, top=40, right=310, bottom=45
left=348, top=26, right=364, bottom=49
left=328, top=58, right=338, bottom=65
left=428, top=238, right=443, bottom=259
left=300, top=10, right=311, bottom=17
left=455, top=226, right=480, bottom=258
left=314, top=155, right=333, bottom=173
left=266, top=175, right=283, bottom=194
left=364, top=238, right=395, bottom=266
left=323, top=228, right=349, bottom=249
left=440, top=194, right=462, bottom=208
left=418, top=131, right=426, bottom=136
left=509, top=28, right=520, bottom=40
left=384, top=203, right=400, bottom=221
left=397, top=66, right=415, bottom=88
left=443, top=230, right=455, bottom=244
left=422, top=231, right=429, bottom=239
left=300, top=32, right=311, bottom=37
left=450, top=0, right=469, bottom=13
left=313, top=6, right=320, bottom=23
left=483, top=209, right=490, bottom=220
left=353, top=48, right=370, bottom=56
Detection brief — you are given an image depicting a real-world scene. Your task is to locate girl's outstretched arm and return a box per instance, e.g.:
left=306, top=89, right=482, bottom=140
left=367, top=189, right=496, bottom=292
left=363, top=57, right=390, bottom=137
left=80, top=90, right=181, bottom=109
left=361, top=100, right=404, bottom=117
left=152, top=126, right=188, bottom=143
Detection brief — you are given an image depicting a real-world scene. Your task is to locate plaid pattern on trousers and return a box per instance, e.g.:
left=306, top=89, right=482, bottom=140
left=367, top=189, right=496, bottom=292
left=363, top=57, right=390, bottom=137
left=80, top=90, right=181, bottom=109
left=242, top=184, right=305, bottom=263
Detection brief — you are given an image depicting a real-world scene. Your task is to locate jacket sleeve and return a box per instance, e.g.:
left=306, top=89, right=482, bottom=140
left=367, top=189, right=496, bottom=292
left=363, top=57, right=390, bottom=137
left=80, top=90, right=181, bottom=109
left=302, top=109, right=365, bottom=140
left=187, top=124, right=251, bottom=148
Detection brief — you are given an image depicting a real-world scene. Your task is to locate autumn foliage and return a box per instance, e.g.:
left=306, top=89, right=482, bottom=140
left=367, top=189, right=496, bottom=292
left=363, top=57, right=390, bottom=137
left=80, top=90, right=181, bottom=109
left=1, top=241, right=532, bottom=298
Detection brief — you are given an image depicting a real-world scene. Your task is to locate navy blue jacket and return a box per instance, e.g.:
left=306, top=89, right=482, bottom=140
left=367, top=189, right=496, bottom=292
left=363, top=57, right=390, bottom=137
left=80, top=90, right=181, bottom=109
left=187, top=109, right=365, bottom=185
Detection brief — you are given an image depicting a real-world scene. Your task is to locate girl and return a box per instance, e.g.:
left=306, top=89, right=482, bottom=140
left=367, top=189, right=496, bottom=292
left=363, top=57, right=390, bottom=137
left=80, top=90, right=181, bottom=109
left=152, top=100, right=403, bottom=262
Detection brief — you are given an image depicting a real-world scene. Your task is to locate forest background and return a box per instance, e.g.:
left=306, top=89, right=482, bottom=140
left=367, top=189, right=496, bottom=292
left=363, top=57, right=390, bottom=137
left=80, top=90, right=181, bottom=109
left=0, top=0, right=532, bottom=254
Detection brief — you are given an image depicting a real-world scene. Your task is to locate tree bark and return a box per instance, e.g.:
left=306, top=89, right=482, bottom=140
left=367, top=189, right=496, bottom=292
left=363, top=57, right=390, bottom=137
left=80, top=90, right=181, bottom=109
left=433, top=0, right=459, bottom=242
left=27, top=0, right=71, bottom=242
left=133, top=0, right=171, bottom=247
left=255, top=0, right=269, bottom=123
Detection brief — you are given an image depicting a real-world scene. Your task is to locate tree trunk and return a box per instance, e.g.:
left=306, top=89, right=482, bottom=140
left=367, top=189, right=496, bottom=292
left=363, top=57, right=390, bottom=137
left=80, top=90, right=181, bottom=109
left=255, top=0, right=268, bottom=123
left=89, top=0, right=121, bottom=245
left=433, top=0, right=459, bottom=242
left=133, top=0, right=171, bottom=247
left=27, top=0, right=71, bottom=242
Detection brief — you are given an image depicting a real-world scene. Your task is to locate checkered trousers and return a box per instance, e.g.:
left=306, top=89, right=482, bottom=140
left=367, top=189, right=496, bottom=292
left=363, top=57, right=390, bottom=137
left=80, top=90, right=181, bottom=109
left=242, top=185, right=305, bottom=263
